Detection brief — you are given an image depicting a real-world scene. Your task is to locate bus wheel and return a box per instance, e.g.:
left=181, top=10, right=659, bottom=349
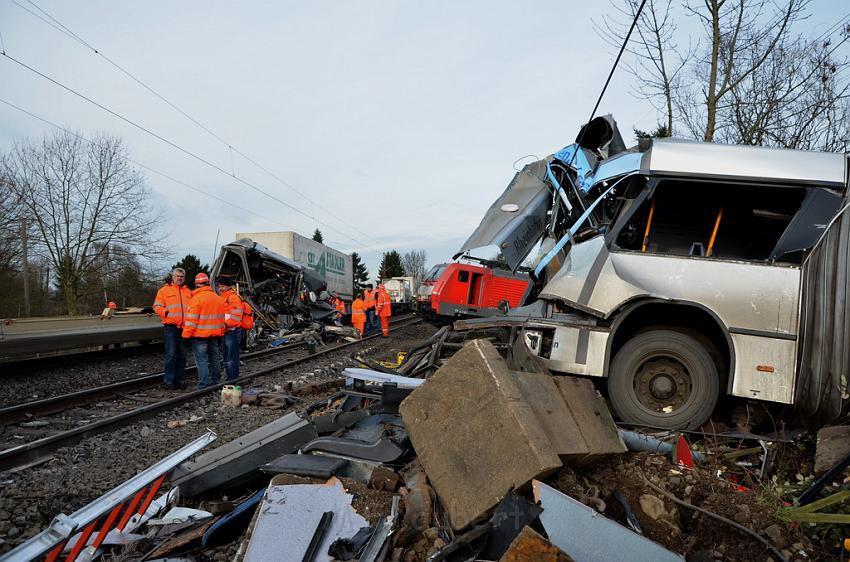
left=608, top=330, right=719, bottom=429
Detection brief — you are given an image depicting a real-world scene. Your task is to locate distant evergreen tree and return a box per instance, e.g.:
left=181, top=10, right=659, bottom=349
left=377, top=250, right=404, bottom=281
left=312, top=229, right=324, bottom=244
left=170, top=254, right=209, bottom=289
left=351, top=252, right=369, bottom=293
left=633, top=124, right=671, bottom=140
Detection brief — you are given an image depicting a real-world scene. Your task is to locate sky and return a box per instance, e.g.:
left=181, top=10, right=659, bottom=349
left=1, top=1, right=847, bottom=279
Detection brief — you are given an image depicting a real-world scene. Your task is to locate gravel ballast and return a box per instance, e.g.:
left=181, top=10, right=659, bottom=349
left=0, top=323, right=436, bottom=554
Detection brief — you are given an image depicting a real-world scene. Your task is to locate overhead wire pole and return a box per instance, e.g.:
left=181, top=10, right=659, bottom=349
left=13, top=0, right=382, bottom=247
left=0, top=51, right=369, bottom=249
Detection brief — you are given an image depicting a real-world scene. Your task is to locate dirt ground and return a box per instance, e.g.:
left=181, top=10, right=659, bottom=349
left=548, top=453, right=813, bottom=561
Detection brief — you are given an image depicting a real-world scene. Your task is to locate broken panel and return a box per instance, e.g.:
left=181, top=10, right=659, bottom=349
left=769, top=188, right=843, bottom=261
left=454, top=159, right=551, bottom=271
left=730, top=333, right=797, bottom=403
left=211, top=239, right=341, bottom=343
left=540, top=238, right=802, bottom=334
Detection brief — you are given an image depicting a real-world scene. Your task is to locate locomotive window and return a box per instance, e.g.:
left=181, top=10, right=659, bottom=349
left=458, top=271, right=469, bottom=283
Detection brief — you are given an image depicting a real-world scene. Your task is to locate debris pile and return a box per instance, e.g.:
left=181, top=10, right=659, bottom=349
left=212, top=239, right=359, bottom=348
left=10, top=332, right=849, bottom=561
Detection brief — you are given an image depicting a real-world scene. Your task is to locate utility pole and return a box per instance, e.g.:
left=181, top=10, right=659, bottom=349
left=21, top=217, right=30, bottom=318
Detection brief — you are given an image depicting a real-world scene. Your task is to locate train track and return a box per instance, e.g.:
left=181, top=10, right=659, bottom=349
left=0, top=315, right=421, bottom=472
left=1, top=343, right=165, bottom=376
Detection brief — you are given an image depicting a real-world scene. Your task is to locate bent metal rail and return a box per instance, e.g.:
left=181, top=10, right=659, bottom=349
left=0, top=316, right=421, bottom=473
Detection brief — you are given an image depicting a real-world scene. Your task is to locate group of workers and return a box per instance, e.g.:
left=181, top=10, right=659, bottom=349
left=152, top=268, right=253, bottom=390
left=153, top=269, right=392, bottom=390
left=350, top=283, right=392, bottom=337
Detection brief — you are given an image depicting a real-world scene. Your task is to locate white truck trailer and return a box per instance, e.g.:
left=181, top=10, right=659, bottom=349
left=235, top=231, right=354, bottom=301
left=381, top=276, right=414, bottom=311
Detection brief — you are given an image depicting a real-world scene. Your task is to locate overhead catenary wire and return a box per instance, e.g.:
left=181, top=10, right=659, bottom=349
left=812, top=11, right=850, bottom=43
left=568, top=0, right=647, bottom=172
left=0, top=97, right=305, bottom=236
left=13, top=0, right=382, bottom=246
left=0, top=50, right=369, bottom=249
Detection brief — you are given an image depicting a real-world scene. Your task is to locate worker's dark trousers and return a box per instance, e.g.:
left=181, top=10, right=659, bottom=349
left=192, top=336, right=222, bottom=389
left=223, top=328, right=242, bottom=381
left=366, top=309, right=377, bottom=334
left=163, top=325, right=187, bottom=387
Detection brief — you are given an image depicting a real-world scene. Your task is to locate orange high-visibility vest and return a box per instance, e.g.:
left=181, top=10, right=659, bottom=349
left=241, top=301, right=255, bottom=330
left=351, top=298, right=366, bottom=323
left=363, top=289, right=376, bottom=309
left=182, top=286, right=226, bottom=338
left=334, top=297, right=346, bottom=316
left=153, top=283, right=193, bottom=327
left=376, top=289, right=392, bottom=317
left=221, top=288, right=244, bottom=330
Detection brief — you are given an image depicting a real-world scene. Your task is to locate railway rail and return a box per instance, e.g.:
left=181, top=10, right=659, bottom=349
left=0, top=315, right=421, bottom=473
left=1, top=343, right=164, bottom=376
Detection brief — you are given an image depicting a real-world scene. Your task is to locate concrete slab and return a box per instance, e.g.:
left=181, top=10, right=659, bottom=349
left=512, top=371, right=590, bottom=461
left=815, top=425, right=850, bottom=474
left=553, top=377, right=626, bottom=461
left=400, top=339, right=562, bottom=530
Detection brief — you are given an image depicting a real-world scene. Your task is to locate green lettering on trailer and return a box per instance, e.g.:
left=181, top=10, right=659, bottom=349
left=308, top=251, right=346, bottom=276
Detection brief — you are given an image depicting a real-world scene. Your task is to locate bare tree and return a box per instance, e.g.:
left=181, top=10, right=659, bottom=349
left=401, top=250, right=427, bottom=289
left=0, top=174, right=31, bottom=272
left=720, top=25, right=850, bottom=151
left=680, top=0, right=809, bottom=141
left=3, top=132, right=166, bottom=315
left=602, top=0, right=850, bottom=147
left=597, top=0, right=691, bottom=135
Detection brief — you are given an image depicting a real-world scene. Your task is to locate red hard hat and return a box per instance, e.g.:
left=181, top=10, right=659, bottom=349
left=195, top=272, right=210, bottom=285
left=107, top=301, right=117, bottom=309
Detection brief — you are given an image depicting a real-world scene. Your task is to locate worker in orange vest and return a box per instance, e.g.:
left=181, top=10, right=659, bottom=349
left=363, top=284, right=377, bottom=335
left=351, top=292, right=367, bottom=337
left=183, top=272, right=226, bottom=389
left=241, top=301, right=255, bottom=332
left=332, top=293, right=346, bottom=319
left=153, top=267, right=192, bottom=389
left=375, top=284, right=392, bottom=337
left=217, top=277, right=244, bottom=381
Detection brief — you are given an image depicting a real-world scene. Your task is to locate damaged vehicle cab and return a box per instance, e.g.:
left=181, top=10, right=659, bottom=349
left=457, top=117, right=850, bottom=429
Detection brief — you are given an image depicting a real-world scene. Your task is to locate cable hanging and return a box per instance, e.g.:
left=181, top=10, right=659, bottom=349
left=0, top=50, right=369, bottom=249
left=0, top=96, right=302, bottom=236
left=14, top=0, right=382, bottom=246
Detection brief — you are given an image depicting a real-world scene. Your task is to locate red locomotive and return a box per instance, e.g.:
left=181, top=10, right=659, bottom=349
left=423, top=262, right=531, bottom=320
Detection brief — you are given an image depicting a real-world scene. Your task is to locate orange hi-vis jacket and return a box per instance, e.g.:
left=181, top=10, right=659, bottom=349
left=182, top=286, right=226, bottom=338
left=221, top=288, right=244, bottom=331
left=351, top=298, right=366, bottom=325
left=153, top=283, right=193, bottom=327
left=363, top=289, right=377, bottom=310
left=241, top=301, right=255, bottom=330
left=333, top=297, right=346, bottom=316
left=376, top=289, right=392, bottom=317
